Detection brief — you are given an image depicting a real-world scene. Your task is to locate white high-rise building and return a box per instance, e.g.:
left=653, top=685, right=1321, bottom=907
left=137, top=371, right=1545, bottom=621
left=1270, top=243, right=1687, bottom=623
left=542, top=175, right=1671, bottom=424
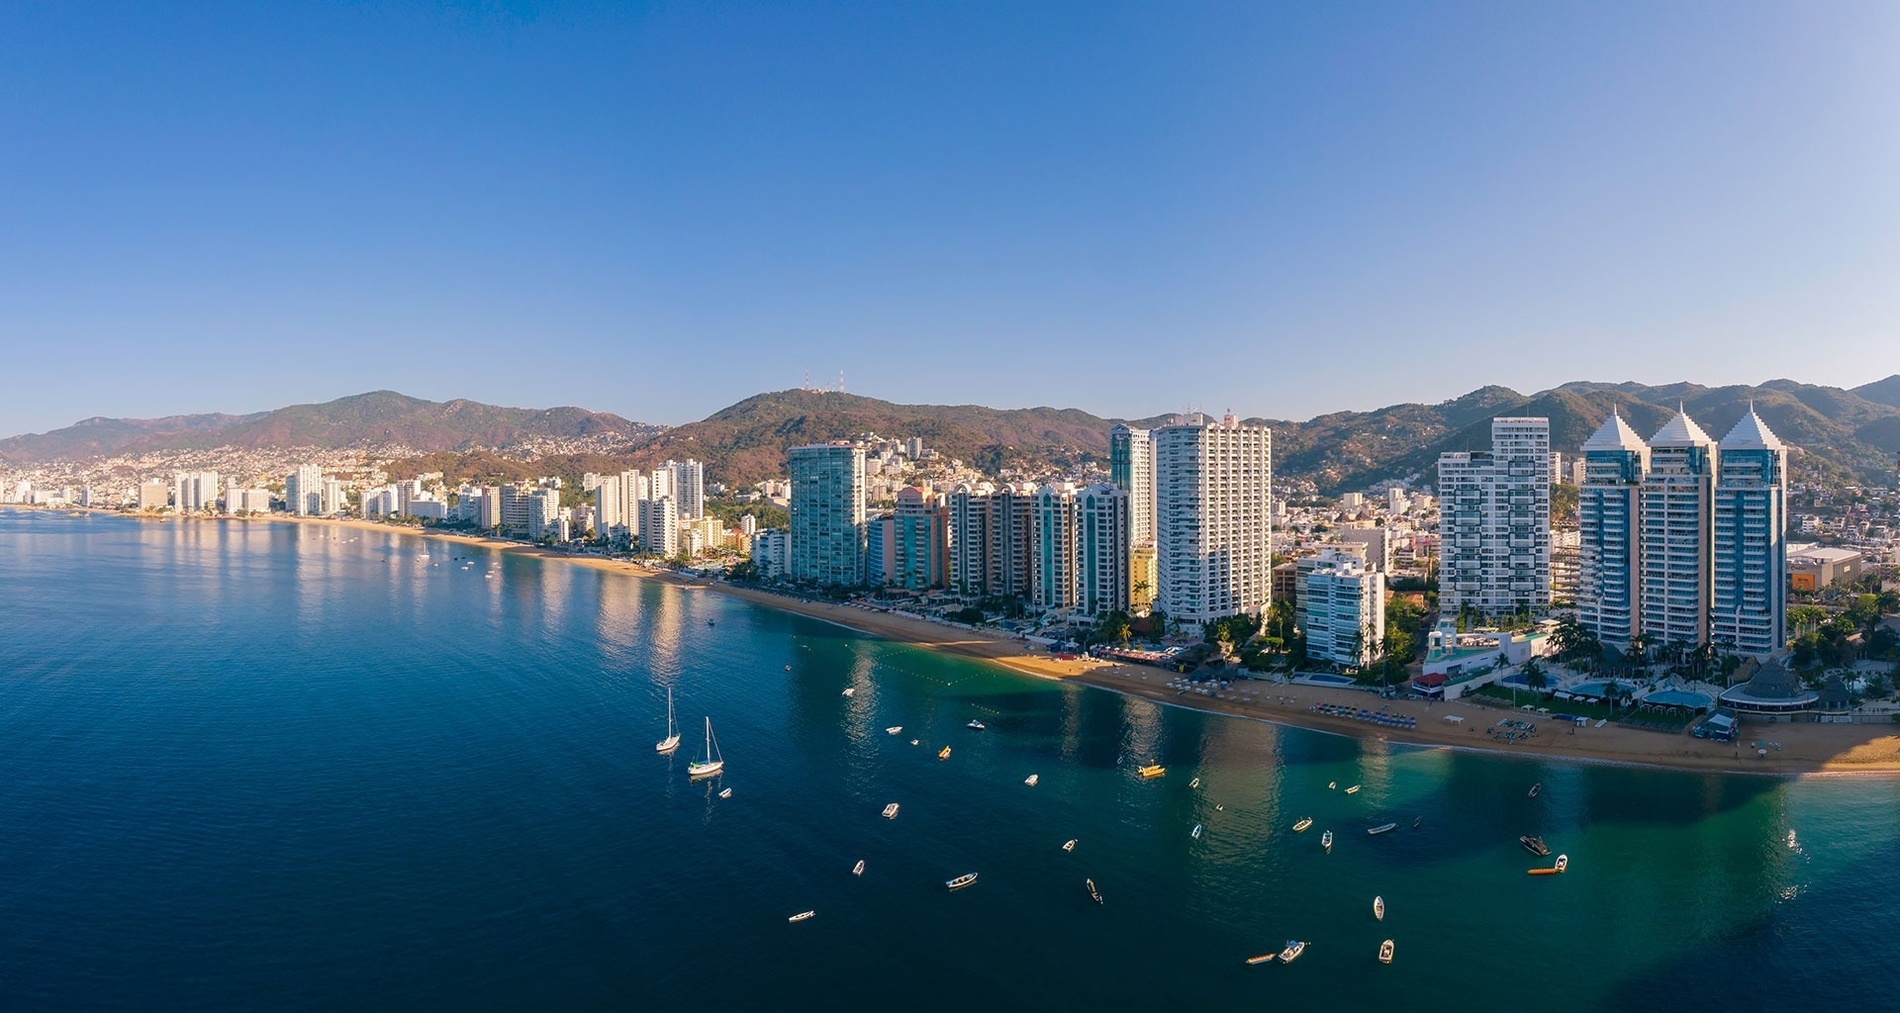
left=321, top=479, right=345, bottom=516
left=1578, top=410, right=1650, bottom=650
left=788, top=443, right=866, bottom=587
left=1298, top=549, right=1386, bottom=667
left=666, top=460, right=705, bottom=519
left=1110, top=425, right=1155, bottom=548
left=285, top=465, right=322, bottom=517
left=1713, top=408, right=1788, bottom=658
left=1076, top=483, right=1130, bottom=618
left=949, top=482, right=994, bottom=594
left=595, top=478, right=624, bottom=540
left=1639, top=410, right=1717, bottom=650
left=1154, top=413, right=1273, bottom=629
left=1436, top=417, right=1551, bottom=617
left=172, top=471, right=220, bottom=514
left=639, top=495, right=678, bottom=555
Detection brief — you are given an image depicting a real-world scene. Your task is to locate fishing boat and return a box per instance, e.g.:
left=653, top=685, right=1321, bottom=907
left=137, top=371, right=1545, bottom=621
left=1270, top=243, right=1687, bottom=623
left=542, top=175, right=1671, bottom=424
left=1378, top=939, right=1394, bottom=964
left=1062, top=839, right=1077, bottom=852
left=1189, top=777, right=1201, bottom=789
left=938, top=746, right=952, bottom=760
left=1024, top=774, right=1040, bottom=787
left=1412, top=817, right=1422, bottom=829
left=883, top=803, right=900, bottom=819
left=1245, top=953, right=1277, bottom=966
left=885, top=726, right=903, bottom=735
left=1321, top=830, right=1334, bottom=852
left=1529, top=782, right=1542, bottom=799
left=1215, top=803, right=1224, bottom=811
left=946, top=873, right=979, bottom=891
left=1279, top=940, right=1306, bottom=963
left=1191, top=824, right=1203, bottom=840
left=1368, top=823, right=1398, bottom=835
left=1555, top=853, right=1568, bottom=873
left=1293, top=817, right=1314, bottom=833
left=718, top=787, right=732, bottom=799
left=1328, top=781, right=1337, bottom=790
left=788, top=910, right=815, bottom=923
left=1345, top=784, right=1361, bottom=794
left=686, top=717, right=724, bottom=777
left=1373, top=896, right=1385, bottom=921
left=655, top=687, right=681, bottom=754
left=852, top=859, right=865, bottom=877
left=966, top=719, right=985, bottom=730
left=910, top=739, right=919, bottom=746
left=1086, top=878, right=1103, bottom=904
left=1137, top=763, right=1166, bottom=779
left=841, top=687, right=855, bottom=697
left=1520, top=835, right=1551, bottom=857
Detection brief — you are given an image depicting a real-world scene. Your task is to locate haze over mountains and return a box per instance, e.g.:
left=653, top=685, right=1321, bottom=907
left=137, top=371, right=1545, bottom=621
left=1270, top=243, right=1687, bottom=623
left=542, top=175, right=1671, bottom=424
left=7, top=378, right=1900, bottom=492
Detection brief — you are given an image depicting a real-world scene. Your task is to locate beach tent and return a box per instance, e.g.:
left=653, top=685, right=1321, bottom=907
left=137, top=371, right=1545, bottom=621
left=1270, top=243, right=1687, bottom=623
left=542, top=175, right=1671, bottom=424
left=1443, top=715, right=1464, bottom=724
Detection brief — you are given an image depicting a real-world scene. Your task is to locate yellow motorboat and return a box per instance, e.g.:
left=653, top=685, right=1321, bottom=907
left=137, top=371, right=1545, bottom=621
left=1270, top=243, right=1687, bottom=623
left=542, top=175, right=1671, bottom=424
left=1137, top=763, right=1166, bottom=779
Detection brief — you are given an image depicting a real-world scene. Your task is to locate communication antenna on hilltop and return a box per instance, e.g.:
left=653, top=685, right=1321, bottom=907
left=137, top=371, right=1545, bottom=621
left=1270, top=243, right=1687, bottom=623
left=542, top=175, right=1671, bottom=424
left=803, top=369, right=812, bottom=392
left=837, top=370, right=846, bottom=394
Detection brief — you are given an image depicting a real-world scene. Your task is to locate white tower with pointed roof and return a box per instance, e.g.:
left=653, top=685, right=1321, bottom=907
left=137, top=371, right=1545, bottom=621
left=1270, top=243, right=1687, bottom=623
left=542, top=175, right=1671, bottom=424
left=1639, top=407, right=1717, bottom=651
left=1712, top=406, right=1788, bottom=658
left=1578, top=409, right=1650, bottom=649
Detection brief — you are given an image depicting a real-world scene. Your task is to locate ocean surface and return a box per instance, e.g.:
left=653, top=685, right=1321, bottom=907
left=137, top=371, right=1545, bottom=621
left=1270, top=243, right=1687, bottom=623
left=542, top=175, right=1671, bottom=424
left=1, top=508, right=1896, bottom=1011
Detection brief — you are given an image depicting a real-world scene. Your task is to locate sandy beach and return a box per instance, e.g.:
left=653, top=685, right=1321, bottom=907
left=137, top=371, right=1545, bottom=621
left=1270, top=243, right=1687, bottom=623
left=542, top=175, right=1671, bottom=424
left=113, top=511, right=1900, bottom=776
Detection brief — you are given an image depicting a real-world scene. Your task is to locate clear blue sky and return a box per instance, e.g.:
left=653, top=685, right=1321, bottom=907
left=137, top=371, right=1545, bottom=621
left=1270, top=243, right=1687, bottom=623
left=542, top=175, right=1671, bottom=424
left=2, top=1, right=1896, bottom=436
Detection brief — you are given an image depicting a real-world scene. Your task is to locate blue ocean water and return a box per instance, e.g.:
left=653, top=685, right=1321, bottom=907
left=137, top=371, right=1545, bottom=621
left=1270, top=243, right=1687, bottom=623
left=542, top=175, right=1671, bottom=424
left=0, top=508, right=1895, bottom=1011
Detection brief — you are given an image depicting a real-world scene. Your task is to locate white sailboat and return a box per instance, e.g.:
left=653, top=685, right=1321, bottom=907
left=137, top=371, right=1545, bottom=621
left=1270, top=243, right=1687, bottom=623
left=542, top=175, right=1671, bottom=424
left=655, top=687, right=681, bottom=754
left=687, top=717, right=724, bottom=777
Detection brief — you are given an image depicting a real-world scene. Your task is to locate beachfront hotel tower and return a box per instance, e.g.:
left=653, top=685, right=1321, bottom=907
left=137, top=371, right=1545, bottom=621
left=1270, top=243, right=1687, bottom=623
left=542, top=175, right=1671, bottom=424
left=1436, top=417, right=1552, bottom=618
left=1076, top=483, right=1131, bottom=618
left=1639, top=409, right=1717, bottom=650
left=1110, top=424, right=1155, bottom=549
left=1153, top=412, right=1273, bottom=630
left=1031, top=484, right=1081, bottom=611
left=1577, top=410, right=1650, bottom=650
left=1712, top=408, right=1788, bottom=659
left=788, top=442, right=867, bottom=587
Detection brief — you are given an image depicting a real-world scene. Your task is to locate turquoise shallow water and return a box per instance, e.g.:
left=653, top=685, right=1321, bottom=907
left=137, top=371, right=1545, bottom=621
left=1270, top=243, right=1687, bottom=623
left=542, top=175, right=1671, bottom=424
left=1, top=508, right=1896, bottom=1011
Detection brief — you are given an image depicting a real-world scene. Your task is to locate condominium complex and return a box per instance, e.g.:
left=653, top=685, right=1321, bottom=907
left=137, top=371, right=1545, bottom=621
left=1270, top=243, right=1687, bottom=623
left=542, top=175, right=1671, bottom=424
left=946, top=481, right=1037, bottom=598
left=1154, top=413, right=1273, bottom=628
left=1110, top=424, right=1155, bottom=548
left=285, top=464, right=323, bottom=517
left=1578, top=410, right=1649, bottom=649
left=1075, top=483, right=1130, bottom=618
left=788, top=443, right=867, bottom=587
left=891, top=486, right=948, bottom=590
left=664, top=459, right=705, bottom=519
left=1640, top=410, right=1717, bottom=647
left=1436, top=417, right=1551, bottom=617
left=1712, top=409, right=1788, bottom=658
left=172, top=471, right=220, bottom=514
left=1031, top=484, right=1081, bottom=611
left=1576, top=406, right=1789, bottom=659
left=1298, top=548, right=1386, bottom=667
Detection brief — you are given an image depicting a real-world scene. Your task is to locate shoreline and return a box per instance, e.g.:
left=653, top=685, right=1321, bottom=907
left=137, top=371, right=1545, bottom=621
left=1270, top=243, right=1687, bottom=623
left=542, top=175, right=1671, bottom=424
left=40, top=507, right=1900, bottom=777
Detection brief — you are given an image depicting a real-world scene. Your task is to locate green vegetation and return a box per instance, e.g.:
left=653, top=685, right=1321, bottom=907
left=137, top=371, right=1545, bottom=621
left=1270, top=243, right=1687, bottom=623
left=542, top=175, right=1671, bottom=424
left=704, top=498, right=787, bottom=530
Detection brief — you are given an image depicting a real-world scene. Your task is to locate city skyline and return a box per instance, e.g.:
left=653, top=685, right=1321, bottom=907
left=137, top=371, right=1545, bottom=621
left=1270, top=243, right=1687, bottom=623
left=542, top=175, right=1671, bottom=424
left=4, top=3, right=1897, bottom=438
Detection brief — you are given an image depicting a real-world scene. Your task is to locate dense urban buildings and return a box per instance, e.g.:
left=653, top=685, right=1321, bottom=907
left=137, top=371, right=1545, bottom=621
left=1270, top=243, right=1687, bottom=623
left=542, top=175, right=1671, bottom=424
left=891, top=487, right=948, bottom=590
left=1436, top=417, right=1552, bottom=617
left=1153, top=412, right=1273, bottom=630
left=1640, top=410, right=1718, bottom=648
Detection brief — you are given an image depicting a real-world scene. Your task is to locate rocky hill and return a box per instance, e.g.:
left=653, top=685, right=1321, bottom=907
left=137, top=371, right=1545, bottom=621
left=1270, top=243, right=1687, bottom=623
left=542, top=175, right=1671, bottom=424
left=0, top=391, right=660, bottom=465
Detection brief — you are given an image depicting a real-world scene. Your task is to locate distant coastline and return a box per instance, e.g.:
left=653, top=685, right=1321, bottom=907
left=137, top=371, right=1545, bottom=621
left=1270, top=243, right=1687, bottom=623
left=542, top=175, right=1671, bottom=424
left=18, top=505, right=1900, bottom=777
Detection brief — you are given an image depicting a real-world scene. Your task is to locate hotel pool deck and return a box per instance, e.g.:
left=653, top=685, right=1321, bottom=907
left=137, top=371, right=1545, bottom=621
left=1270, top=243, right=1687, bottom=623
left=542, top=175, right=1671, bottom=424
left=1643, top=689, right=1714, bottom=709
left=1298, top=673, right=1359, bottom=687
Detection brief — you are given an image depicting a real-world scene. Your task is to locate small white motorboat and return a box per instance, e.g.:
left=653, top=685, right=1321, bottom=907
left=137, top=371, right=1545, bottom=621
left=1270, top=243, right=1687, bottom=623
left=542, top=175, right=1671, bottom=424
left=1368, top=823, right=1397, bottom=835
left=1529, top=782, right=1542, bottom=799
left=1191, top=824, right=1203, bottom=840
left=1328, top=781, right=1337, bottom=790
left=788, top=910, right=815, bottom=923
left=718, top=787, right=732, bottom=799
left=1292, top=817, right=1313, bottom=833
left=909, top=739, right=919, bottom=746
left=1279, top=940, right=1306, bottom=963
left=1379, top=939, right=1394, bottom=964
left=1322, top=830, right=1334, bottom=852
left=946, top=872, right=978, bottom=891
left=1024, top=774, right=1040, bottom=787
left=1086, top=878, right=1103, bottom=904
left=841, top=687, right=855, bottom=697
left=1373, top=895, right=1385, bottom=921
left=1345, top=784, right=1362, bottom=794
left=885, top=726, right=903, bottom=735
left=882, top=803, right=900, bottom=819
left=1189, top=777, right=1201, bottom=789
left=966, top=719, right=986, bottom=731
left=1062, top=839, right=1077, bottom=852
left=852, top=859, right=865, bottom=877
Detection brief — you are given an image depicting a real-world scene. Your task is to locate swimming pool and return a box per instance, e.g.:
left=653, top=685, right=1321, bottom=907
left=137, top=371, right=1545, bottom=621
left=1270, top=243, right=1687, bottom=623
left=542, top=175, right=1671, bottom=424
left=1566, top=679, right=1638, bottom=699
left=1300, top=673, right=1358, bottom=687
left=1643, top=689, right=1713, bottom=709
